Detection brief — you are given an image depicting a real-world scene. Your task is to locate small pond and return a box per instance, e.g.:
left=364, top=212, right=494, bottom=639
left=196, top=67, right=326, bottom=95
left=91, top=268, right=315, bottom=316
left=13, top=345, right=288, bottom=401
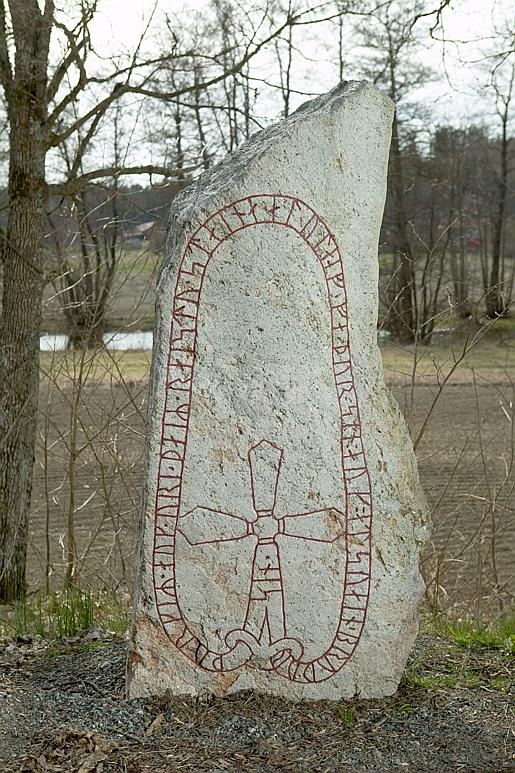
left=40, top=331, right=154, bottom=351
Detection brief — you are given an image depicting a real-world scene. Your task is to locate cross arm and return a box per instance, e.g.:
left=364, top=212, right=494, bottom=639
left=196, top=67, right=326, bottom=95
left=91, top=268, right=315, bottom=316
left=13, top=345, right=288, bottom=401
left=282, top=508, right=345, bottom=543
left=178, top=507, right=251, bottom=546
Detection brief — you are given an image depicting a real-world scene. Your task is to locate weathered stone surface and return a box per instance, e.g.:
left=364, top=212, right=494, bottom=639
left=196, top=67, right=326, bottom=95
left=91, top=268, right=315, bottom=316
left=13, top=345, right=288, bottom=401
left=127, top=81, right=429, bottom=701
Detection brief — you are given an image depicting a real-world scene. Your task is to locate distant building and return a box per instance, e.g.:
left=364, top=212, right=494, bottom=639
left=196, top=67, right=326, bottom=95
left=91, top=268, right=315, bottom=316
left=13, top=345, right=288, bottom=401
left=123, top=220, right=156, bottom=244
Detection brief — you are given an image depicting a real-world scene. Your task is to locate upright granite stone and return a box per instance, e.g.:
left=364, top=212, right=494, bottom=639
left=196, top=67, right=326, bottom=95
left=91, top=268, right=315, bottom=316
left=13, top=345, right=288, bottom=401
left=127, top=81, right=429, bottom=701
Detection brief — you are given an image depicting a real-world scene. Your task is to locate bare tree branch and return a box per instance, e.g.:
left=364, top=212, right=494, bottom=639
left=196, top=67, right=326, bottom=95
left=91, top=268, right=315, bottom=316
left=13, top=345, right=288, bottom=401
left=46, top=2, right=96, bottom=104
left=47, top=2, right=349, bottom=150
left=51, top=164, right=198, bottom=195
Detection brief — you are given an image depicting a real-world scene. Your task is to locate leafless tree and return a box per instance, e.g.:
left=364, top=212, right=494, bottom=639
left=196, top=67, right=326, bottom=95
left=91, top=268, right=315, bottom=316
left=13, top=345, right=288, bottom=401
left=485, top=50, right=514, bottom=317
left=0, top=0, right=327, bottom=601
left=358, top=1, right=431, bottom=341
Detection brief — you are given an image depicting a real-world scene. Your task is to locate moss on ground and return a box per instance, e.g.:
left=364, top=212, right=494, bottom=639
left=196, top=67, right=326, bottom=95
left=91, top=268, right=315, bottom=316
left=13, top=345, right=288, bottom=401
left=430, top=615, right=515, bottom=654
left=404, top=618, right=514, bottom=697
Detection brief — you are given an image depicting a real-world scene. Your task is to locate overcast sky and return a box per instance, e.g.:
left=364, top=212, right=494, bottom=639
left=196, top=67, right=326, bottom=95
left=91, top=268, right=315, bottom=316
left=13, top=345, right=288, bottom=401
left=86, top=0, right=513, bottom=128
left=37, top=0, right=513, bottom=182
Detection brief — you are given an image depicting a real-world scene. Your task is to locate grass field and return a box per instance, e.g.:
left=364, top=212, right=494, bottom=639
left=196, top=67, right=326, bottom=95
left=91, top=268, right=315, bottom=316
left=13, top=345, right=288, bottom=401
left=39, top=333, right=515, bottom=385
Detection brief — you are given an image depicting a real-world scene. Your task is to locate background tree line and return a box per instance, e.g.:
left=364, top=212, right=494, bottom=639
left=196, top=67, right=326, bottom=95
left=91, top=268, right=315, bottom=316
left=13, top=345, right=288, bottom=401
left=5, top=118, right=511, bottom=349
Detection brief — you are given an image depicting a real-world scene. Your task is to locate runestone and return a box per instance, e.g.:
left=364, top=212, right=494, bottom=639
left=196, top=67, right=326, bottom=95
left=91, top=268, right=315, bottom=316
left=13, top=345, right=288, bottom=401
left=127, top=82, right=429, bottom=701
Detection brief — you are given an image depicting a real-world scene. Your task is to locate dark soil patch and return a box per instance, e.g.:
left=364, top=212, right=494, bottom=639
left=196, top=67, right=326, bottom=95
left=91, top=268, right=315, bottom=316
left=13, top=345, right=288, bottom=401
left=0, top=635, right=512, bottom=772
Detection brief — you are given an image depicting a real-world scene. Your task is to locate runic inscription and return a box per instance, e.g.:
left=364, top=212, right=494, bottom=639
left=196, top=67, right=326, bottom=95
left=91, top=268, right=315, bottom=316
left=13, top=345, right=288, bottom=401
left=152, top=194, right=373, bottom=685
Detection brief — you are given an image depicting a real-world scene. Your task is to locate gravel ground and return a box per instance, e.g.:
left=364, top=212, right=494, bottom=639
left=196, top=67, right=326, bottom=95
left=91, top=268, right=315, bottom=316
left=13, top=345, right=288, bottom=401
left=0, top=634, right=513, bottom=773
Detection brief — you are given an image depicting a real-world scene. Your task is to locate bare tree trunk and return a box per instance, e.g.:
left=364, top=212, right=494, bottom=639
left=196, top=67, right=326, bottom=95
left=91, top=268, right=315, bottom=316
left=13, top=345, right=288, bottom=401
left=0, top=1, right=51, bottom=601
left=241, top=62, right=252, bottom=140
left=486, top=106, right=509, bottom=317
left=193, top=63, right=211, bottom=170
left=337, top=2, right=345, bottom=81
left=388, top=109, right=415, bottom=342
left=275, top=10, right=293, bottom=118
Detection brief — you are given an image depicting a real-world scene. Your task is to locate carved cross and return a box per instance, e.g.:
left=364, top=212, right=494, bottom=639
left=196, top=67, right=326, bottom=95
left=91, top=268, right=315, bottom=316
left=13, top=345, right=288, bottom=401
left=179, top=440, right=345, bottom=652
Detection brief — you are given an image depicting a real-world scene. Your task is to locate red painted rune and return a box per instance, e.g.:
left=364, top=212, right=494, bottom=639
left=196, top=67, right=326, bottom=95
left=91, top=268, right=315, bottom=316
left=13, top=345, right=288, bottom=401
left=152, top=194, right=373, bottom=684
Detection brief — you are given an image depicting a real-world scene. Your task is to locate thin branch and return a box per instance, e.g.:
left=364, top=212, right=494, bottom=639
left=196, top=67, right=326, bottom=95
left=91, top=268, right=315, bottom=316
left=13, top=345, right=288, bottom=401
left=46, top=18, right=90, bottom=127
left=50, top=164, right=198, bottom=196
left=47, top=3, right=342, bottom=149
left=46, top=3, right=96, bottom=104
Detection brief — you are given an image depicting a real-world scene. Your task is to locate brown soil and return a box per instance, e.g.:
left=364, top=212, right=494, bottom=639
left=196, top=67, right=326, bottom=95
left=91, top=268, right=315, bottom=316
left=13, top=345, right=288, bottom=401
left=392, top=379, right=514, bottom=613
left=28, top=373, right=514, bottom=615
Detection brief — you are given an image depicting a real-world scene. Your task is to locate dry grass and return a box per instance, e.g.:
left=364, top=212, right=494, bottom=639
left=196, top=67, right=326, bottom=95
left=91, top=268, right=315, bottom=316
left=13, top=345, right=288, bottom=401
left=381, top=339, right=515, bottom=384
left=39, top=336, right=515, bottom=388
left=40, top=348, right=152, bottom=385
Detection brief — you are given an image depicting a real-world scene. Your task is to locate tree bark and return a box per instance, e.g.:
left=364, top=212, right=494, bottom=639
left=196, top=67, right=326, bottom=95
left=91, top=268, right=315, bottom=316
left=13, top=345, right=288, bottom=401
left=486, top=106, right=509, bottom=318
left=388, top=110, right=415, bottom=342
left=0, top=1, right=51, bottom=601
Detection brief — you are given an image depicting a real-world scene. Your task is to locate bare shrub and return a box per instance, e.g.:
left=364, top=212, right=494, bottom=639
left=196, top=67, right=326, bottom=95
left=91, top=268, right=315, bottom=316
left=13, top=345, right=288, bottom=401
left=383, top=318, right=514, bottom=621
